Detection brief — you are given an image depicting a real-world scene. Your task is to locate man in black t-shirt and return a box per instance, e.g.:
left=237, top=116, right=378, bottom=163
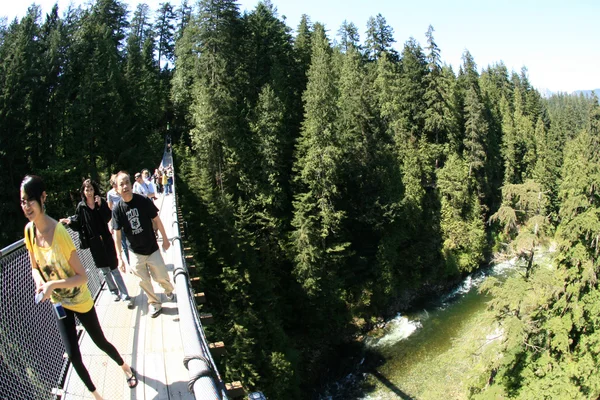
left=112, top=171, right=174, bottom=318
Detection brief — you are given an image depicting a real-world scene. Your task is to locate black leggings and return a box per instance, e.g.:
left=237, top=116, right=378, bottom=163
left=56, top=306, right=124, bottom=392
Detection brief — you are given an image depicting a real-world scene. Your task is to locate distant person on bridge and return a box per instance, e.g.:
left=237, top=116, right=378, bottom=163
left=132, top=172, right=149, bottom=197
left=154, top=168, right=163, bottom=194
left=20, top=175, right=138, bottom=400
left=59, top=179, right=133, bottom=309
left=111, top=171, right=175, bottom=318
left=161, top=167, right=169, bottom=195
left=142, top=169, right=158, bottom=201
left=165, top=165, right=174, bottom=195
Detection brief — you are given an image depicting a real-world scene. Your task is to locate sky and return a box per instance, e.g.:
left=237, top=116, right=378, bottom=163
left=3, top=0, right=599, bottom=94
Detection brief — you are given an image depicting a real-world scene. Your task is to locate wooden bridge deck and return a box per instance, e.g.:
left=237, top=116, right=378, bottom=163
left=62, top=190, right=193, bottom=400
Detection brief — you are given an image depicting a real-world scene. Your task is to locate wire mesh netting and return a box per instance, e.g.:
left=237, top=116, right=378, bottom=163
left=0, top=228, right=104, bottom=400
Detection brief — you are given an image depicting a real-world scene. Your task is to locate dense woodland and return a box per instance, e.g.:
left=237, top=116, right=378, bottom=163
left=1, top=0, right=599, bottom=398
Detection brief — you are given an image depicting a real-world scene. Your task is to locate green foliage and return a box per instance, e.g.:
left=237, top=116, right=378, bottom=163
left=155, top=2, right=176, bottom=69
left=6, top=3, right=600, bottom=399
left=438, top=154, right=486, bottom=274
left=337, top=20, right=360, bottom=53
left=0, top=0, right=172, bottom=243
left=473, top=100, right=600, bottom=399
left=423, top=25, right=457, bottom=150
left=291, top=23, right=347, bottom=296
left=364, top=13, right=397, bottom=61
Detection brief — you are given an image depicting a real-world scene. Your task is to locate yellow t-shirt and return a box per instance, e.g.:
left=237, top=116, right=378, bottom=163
left=25, top=222, right=93, bottom=313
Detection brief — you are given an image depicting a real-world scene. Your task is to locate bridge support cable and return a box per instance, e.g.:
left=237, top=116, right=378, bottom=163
left=168, top=152, right=229, bottom=399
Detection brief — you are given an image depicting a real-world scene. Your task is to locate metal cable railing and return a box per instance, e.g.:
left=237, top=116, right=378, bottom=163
left=163, top=147, right=230, bottom=399
left=0, top=228, right=104, bottom=400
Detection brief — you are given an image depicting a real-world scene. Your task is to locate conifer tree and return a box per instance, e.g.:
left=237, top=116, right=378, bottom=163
left=62, top=0, right=131, bottom=173
left=0, top=7, right=44, bottom=244
left=478, top=104, right=600, bottom=399
left=288, top=27, right=355, bottom=382
left=185, top=0, right=243, bottom=197
left=500, top=94, right=518, bottom=184
left=437, top=154, right=486, bottom=273
left=242, top=1, right=299, bottom=121
left=512, top=85, right=536, bottom=182
left=423, top=25, right=455, bottom=151
left=291, top=23, right=345, bottom=296
left=154, top=2, right=176, bottom=70
left=171, top=10, right=200, bottom=124
left=395, top=39, right=442, bottom=279
left=531, top=117, right=561, bottom=218
left=442, top=64, right=464, bottom=153
left=175, top=0, right=192, bottom=40
left=479, top=62, right=510, bottom=204
left=463, top=85, right=488, bottom=180
left=130, top=3, right=153, bottom=44
left=489, top=180, right=551, bottom=277
left=364, top=13, right=397, bottom=61
left=373, top=51, right=398, bottom=130
left=335, top=42, right=402, bottom=313
left=395, top=38, right=427, bottom=145
left=293, top=14, right=312, bottom=96
left=459, top=51, right=491, bottom=205
left=337, top=20, right=360, bottom=53
left=92, top=0, right=128, bottom=50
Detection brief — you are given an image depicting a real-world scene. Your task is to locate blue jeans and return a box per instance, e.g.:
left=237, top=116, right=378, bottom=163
left=99, top=267, right=130, bottom=299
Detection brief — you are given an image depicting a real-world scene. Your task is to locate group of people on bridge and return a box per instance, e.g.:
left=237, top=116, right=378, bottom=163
left=19, top=165, right=176, bottom=400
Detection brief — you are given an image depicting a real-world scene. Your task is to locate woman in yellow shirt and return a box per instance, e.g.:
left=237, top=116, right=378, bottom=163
left=21, top=175, right=138, bottom=399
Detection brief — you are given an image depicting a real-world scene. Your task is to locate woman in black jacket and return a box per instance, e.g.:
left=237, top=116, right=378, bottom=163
left=60, top=179, right=133, bottom=308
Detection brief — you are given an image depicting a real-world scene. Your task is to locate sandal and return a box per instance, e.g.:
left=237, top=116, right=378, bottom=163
left=127, top=367, right=138, bottom=388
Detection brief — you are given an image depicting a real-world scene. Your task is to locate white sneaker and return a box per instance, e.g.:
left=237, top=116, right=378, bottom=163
left=149, top=304, right=162, bottom=318
left=165, top=292, right=175, bottom=301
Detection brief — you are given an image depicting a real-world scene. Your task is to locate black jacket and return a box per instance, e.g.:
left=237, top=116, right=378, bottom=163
left=69, top=198, right=118, bottom=270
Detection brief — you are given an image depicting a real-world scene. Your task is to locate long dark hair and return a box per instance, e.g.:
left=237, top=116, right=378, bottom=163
left=80, top=179, right=101, bottom=201
left=20, top=175, right=45, bottom=207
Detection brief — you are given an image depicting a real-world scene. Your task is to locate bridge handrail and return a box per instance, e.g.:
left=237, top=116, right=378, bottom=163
left=164, top=148, right=229, bottom=399
left=0, top=226, right=106, bottom=399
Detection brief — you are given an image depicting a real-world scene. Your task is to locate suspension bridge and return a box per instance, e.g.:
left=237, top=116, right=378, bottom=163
left=0, top=149, right=264, bottom=400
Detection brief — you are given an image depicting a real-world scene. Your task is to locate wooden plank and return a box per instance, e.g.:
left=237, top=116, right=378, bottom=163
left=199, top=313, right=213, bottom=325
left=194, top=292, right=206, bottom=303
left=226, top=381, right=246, bottom=398
left=209, top=341, right=226, bottom=357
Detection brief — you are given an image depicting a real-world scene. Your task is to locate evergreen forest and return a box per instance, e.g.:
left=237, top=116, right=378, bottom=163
left=1, top=0, right=599, bottom=398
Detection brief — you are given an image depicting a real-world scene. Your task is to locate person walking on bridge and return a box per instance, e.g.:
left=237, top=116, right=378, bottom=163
left=111, top=171, right=175, bottom=318
left=20, top=175, right=138, bottom=400
left=132, top=172, right=148, bottom=197
left=142, top=169, right=158, bottom=201
left=59, top=179, right=133, bottom=309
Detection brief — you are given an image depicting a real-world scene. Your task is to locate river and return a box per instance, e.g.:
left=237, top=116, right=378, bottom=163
left=320, top=254, right=551, bottom=400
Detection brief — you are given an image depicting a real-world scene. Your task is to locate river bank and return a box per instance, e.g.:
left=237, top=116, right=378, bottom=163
left=318, top=248, right=556, bottom=399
